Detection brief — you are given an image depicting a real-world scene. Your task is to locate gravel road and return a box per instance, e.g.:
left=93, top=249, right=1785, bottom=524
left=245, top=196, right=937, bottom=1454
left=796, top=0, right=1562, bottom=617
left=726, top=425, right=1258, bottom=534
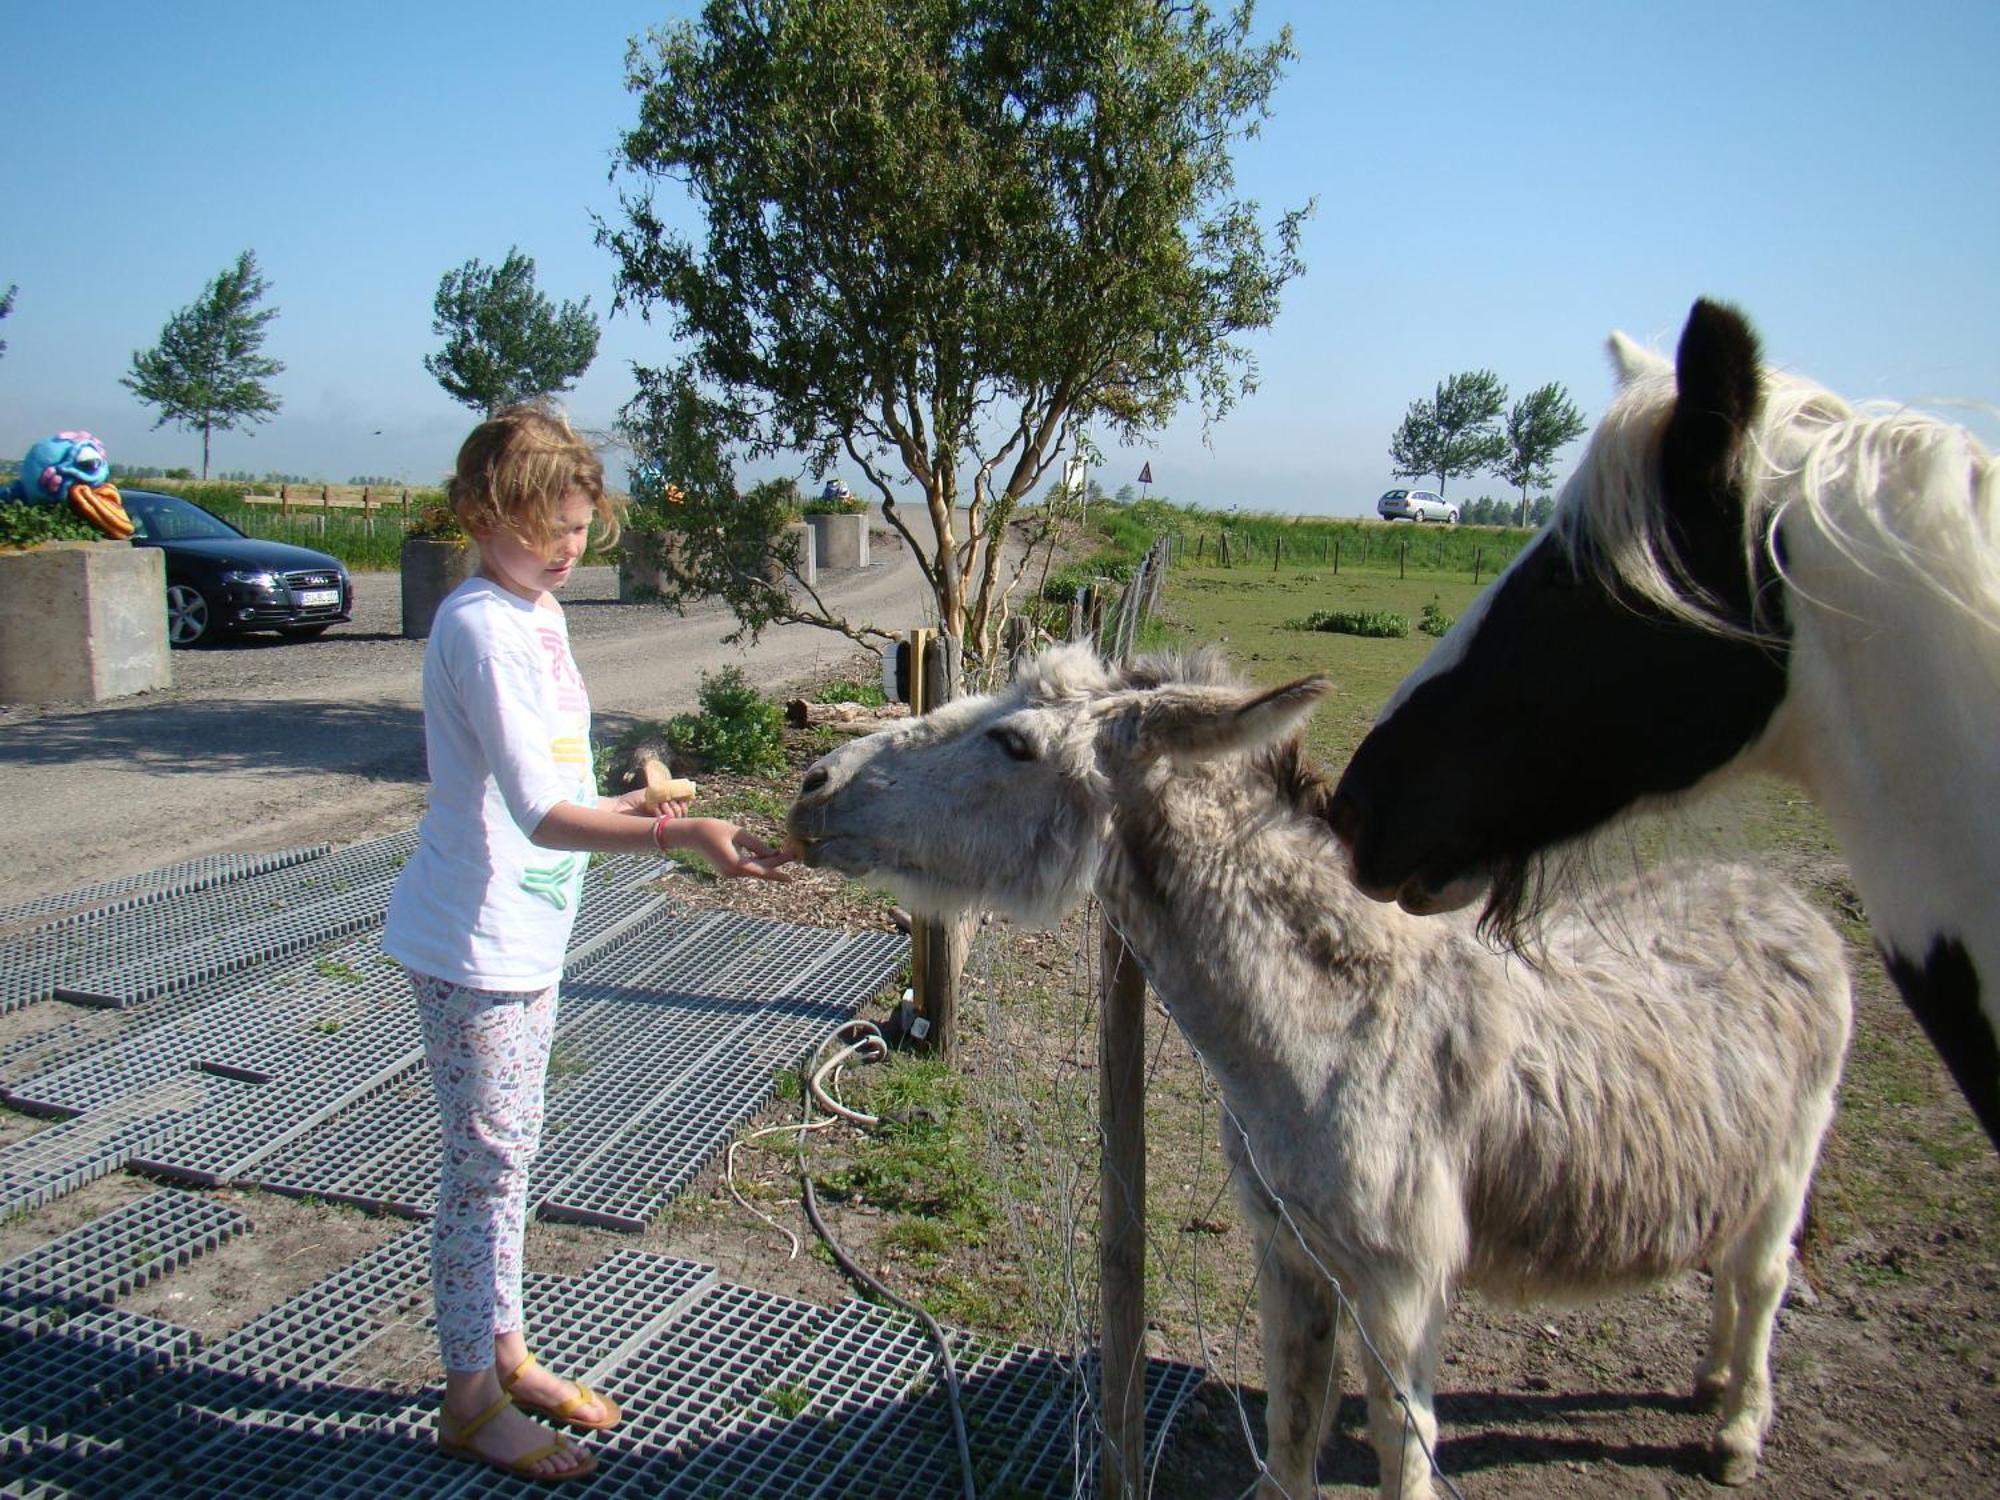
left=0, top=529, right=946, bottom=908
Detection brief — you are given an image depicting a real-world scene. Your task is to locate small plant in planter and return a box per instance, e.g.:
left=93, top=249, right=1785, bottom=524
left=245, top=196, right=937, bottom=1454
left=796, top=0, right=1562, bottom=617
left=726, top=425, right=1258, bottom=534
left=403, top=502, right=469, bottom=544
left=0, top=501, right=103, bottom=552
left=802, top=488, right=866, bottom=517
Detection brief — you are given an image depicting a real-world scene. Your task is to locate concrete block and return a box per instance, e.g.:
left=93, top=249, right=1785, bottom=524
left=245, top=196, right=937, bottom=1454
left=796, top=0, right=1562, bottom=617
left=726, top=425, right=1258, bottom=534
left=810, top=512, right=869, bottom=570
left=785, top=521, right=816, bottom=588
left=399, top=538, right=475, bottom=639
left=0, top=542, right=171, bottom=704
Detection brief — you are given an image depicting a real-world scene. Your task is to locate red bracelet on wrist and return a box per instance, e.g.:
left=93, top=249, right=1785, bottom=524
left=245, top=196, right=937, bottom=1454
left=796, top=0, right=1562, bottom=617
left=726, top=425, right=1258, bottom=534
left=651, top=811, right=677, bottom=853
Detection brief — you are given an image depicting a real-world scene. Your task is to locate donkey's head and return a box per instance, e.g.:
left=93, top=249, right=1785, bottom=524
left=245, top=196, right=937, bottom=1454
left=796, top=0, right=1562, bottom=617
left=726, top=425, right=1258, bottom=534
left=1328, top=299, right=1791, bottom=940
left=786, top=644, right=1328, bottom=927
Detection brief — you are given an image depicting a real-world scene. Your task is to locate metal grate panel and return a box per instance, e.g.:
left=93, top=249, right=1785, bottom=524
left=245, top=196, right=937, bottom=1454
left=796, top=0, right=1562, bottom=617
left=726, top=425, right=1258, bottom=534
left=0, top=1075, right=243, bottom=1218
left=0, top=845, right=331, bottom=942
left=127, top=1037, right=424, bottom=1188
left=0, top=831, right=418, bottom=1016
left=0, top=1307, right=200, bottom=1453
left=484, top=1282, right=841, bottom=1499
left=652, top=1298, right=938, bottom=1499
left=10, top=873, right=662, bottom=1122
left=0, top=1189, right=248, bottom=1315
left=540, top=931, right=907, bottom=1230
left=2, top=836, right=418, bottom=1024
left=194, top=1225, right=431, bottom=1382
left=55, top=881, right=393, bottom=1010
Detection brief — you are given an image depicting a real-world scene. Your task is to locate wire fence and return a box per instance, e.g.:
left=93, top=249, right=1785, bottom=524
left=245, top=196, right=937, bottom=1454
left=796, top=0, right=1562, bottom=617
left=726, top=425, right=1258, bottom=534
left=958, top=897, right=1463, bottom=1499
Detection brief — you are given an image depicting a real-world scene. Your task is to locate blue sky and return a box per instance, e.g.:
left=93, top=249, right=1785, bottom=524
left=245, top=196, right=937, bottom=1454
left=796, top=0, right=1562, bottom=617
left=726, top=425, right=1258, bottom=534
left=5, top=1, right=1995, bottom=517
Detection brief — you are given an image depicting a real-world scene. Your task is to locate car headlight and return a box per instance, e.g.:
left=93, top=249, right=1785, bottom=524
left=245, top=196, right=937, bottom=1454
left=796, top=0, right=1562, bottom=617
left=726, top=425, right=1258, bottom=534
left=221, top=570, right=284, bottom=591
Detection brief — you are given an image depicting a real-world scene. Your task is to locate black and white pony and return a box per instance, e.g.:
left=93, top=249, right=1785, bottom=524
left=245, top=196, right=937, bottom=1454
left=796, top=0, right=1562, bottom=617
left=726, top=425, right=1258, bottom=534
left=1329, top=299, right=2000, bottom=1144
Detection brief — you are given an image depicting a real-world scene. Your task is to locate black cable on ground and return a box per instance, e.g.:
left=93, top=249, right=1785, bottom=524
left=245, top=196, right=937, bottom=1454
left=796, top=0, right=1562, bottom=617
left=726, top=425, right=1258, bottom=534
left=796, top=1029, right=979, bottom=1500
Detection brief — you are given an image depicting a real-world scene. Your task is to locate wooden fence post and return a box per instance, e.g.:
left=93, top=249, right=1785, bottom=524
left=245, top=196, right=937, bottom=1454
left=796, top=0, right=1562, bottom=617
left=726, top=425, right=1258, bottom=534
left=1272, top=535, right=1281, bottom=573
left=280, top=483, right=290, bottom=518
left=1399, top=541, right=1407, bottom=580
left=1097, top=540, right=1166, bottom=1500
left=1099, top=925, right=1147, bottom=1500
left=1333, top=537, right=1341, bottom=575
left=1473, top=547, right=1483, bottom=585
left=908, top=628, right=964, bottom=1059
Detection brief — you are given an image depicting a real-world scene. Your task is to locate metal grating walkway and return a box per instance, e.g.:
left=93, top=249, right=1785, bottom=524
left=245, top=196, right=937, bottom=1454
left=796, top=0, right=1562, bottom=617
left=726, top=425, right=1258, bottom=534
left=0, top=845, right=332, bottom=941
left=0, top=831, right=418, bottom=1016
left=0, top=839, right=1205, bottom=1495
left=0, top=1230, right=1202, bottom=1499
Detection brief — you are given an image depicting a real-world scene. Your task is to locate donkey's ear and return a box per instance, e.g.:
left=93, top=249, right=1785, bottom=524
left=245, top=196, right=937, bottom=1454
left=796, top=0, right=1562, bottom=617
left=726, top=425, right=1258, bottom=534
left=1100, top=677, right=1330, bottom=764
left=1663, top=298, right=1763, bottom=499
left=1607, top=329, right=1668, bottom=386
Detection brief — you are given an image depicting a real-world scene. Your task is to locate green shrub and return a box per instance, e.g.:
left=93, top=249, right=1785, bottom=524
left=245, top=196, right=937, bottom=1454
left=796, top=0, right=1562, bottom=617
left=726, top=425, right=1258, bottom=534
left=0, top=502, right=101, bottom=550
left=1418, top=598, right=1455, bottom=637
left=664, top=667, right=787, bottom=775
left=1294, top=608, right=1409, bottom=639
left=815, top=679, right=888, bottom=707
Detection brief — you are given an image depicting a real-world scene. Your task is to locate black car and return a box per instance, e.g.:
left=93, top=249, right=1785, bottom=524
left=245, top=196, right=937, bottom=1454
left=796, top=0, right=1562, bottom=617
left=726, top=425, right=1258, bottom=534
left=120, top=488, right=354, bottom=647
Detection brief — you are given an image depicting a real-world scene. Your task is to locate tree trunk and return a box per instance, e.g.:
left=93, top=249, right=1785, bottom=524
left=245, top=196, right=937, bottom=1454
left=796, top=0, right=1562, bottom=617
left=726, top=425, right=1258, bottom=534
left=202, top=422, right=212, bottom=481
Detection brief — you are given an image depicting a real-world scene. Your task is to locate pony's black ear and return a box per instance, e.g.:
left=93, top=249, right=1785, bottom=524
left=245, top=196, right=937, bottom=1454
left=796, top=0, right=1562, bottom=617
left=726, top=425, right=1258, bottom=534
left=1664, top=299, right=1762, bottom=496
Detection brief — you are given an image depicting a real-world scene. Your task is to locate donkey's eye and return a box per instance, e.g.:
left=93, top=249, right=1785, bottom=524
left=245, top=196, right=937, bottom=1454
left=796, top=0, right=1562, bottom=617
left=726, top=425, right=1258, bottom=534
left=987, top=727, right=1036, bottom=761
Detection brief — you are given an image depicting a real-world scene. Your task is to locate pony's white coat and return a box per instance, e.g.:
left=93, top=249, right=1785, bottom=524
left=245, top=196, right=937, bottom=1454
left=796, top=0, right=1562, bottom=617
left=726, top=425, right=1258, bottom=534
left=1548, top=334, right=2000, bottom=1098
left=789, top=647, right=1852, bottom=1498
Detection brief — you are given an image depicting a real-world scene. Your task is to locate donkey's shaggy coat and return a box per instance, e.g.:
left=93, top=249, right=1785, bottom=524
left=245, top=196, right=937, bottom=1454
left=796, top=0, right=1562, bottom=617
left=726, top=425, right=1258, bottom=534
left=788, top=645, right=1851, bottom=1498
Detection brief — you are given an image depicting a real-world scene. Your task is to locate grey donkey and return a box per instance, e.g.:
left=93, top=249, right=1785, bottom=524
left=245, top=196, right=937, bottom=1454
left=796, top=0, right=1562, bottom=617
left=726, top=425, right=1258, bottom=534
left=787, top=643, right=1850, bottom=1498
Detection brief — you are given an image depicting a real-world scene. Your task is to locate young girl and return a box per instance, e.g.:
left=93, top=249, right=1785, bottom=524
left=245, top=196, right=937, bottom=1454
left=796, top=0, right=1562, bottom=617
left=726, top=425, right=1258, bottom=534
left=382, top=405, right=790, bottom=1482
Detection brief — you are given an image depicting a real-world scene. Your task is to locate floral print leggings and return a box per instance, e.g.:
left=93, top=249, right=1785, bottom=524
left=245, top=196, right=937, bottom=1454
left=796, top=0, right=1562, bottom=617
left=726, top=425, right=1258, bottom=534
left=407, top=969, right=559, bottom=1373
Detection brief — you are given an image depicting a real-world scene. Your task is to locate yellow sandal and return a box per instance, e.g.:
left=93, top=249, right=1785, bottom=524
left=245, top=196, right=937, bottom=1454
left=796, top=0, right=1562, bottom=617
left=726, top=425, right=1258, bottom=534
left=438, top=1391, right=599, bottom=1483
left=501, top=1351, right=623, bottom=1433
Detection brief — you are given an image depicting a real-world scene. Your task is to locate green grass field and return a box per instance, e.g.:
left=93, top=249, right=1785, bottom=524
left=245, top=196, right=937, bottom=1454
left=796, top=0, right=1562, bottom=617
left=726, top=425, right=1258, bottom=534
left=1159, top=559, right=1494, bottom=762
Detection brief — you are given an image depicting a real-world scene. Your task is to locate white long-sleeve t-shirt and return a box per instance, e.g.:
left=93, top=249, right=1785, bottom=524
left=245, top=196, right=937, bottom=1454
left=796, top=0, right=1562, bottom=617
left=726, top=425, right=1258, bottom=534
left=382, top=576, right=596, bottom=990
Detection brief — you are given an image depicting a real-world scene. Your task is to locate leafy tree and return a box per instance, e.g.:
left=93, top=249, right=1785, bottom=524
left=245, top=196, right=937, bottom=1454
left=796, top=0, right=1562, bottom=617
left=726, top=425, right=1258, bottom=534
left=0, top=282, right=14, bottom=360
left=1388, top=370, right=1508, bottom=497
left=604, top=0, right=1309, bottom=668
left=122, top=251, right=283, bottom=479
left=424, top=248, right=600, bottom=414
left=1496, top=381, right=1586, bottom=523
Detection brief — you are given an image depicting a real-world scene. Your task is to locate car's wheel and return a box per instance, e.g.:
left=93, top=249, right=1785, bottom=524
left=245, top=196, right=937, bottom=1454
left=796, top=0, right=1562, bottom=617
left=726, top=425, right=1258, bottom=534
left=165, top=583, right=217, bottom=647
left=1446, top=509, right=1459, bottom=525
left=281, top=624, right=331, bottom=639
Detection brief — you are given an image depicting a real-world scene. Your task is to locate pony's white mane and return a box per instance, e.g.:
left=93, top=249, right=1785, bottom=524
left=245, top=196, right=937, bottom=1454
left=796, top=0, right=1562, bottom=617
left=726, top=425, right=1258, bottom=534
left=1552, top=334, right=2000, bottom=639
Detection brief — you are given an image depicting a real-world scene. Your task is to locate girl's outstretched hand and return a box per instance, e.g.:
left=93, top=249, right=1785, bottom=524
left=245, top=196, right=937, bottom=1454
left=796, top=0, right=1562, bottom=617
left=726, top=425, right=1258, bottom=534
left=677, top=818, right=795, bottom=881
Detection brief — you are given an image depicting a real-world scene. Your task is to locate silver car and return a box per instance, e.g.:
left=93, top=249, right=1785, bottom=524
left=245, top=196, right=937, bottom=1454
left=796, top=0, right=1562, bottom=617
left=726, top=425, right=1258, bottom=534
left=1376, top=487, right=1459, bottom=524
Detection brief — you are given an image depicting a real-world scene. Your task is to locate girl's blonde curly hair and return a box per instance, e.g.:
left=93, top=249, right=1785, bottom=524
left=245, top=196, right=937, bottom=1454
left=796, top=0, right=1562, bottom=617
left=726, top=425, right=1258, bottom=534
left=448, top=403, right=621, bottom=551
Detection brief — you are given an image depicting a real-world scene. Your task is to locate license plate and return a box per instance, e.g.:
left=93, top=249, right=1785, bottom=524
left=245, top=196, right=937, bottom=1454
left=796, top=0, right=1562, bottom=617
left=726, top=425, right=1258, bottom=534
left=299, top=588, right=340, bottom=607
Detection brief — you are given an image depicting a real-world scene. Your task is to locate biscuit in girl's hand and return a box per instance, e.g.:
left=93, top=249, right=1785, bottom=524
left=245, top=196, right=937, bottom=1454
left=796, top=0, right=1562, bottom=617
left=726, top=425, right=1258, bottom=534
left=640, top=756, right=698, bottom=812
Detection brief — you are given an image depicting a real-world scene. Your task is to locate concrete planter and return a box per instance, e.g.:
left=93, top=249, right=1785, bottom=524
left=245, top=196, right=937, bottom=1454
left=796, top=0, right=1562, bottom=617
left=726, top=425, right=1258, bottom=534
left=783, top=521, right=816, bottom=588
left=0, top=541, right=171, bottom=704
left=617, top=531, right=685, bottom=603
left=400, top=537, right=475, bottom=639
left=809, top=511, right=869, bottom=570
